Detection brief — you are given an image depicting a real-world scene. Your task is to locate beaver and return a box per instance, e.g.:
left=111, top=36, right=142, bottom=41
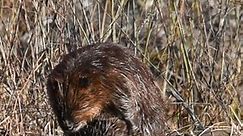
left=47, top=43, right=166, bottom=136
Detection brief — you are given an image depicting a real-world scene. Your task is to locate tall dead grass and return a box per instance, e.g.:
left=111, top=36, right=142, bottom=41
left=0, top=0, right=242, bottom=135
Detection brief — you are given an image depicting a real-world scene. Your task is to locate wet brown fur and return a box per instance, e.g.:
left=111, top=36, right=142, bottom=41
left=47, top=43, right=166, bottom=136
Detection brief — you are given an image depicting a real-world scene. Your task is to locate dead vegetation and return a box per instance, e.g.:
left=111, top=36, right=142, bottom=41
left=0, top=0, right=242, bottom=135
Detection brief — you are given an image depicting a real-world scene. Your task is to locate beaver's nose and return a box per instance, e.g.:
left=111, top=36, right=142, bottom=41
left=64, top=120, right=75, bottom=131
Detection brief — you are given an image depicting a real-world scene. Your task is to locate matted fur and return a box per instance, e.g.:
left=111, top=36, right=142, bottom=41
left=47, top=43, right=166, bottom=136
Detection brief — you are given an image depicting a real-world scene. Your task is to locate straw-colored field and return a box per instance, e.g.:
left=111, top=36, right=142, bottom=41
left=0, top=0, right=242, bottom=135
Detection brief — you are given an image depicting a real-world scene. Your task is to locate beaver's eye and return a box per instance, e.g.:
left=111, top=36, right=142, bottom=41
left=79, top=77, right=90, bottom=88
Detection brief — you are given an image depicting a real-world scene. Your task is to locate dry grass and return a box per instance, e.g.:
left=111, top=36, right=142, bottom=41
left=0, top=0, right=242, bottom=135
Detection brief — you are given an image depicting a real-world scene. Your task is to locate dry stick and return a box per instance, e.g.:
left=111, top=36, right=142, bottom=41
left=100, top=0, right=109, bottom=41
left=152, top=0, right=204, bottom=130
left=170, top=1, right=204, bottom=130
left=165, top=78, right=204, bottom=130
left=78, top=1, right=95, bottom=42
left=143, top=14, right=154, bottom=62
left=132, top=0, right=138, bottom=55
left=154, top=0, right=171, bottom=97
left=104, top=0, right=127, bottom=42
left=67, top=1, right=90, bottom=44
left=111, top=0, right=116, bottom=42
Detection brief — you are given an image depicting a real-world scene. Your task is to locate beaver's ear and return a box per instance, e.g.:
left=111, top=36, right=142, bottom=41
left=47, top=77, right=59, bottom=93
left=48, top=69, right=65, bottom=83
left=47, top=72, right=65, bottom=96
left=78, top=77, right=90, bottom=88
